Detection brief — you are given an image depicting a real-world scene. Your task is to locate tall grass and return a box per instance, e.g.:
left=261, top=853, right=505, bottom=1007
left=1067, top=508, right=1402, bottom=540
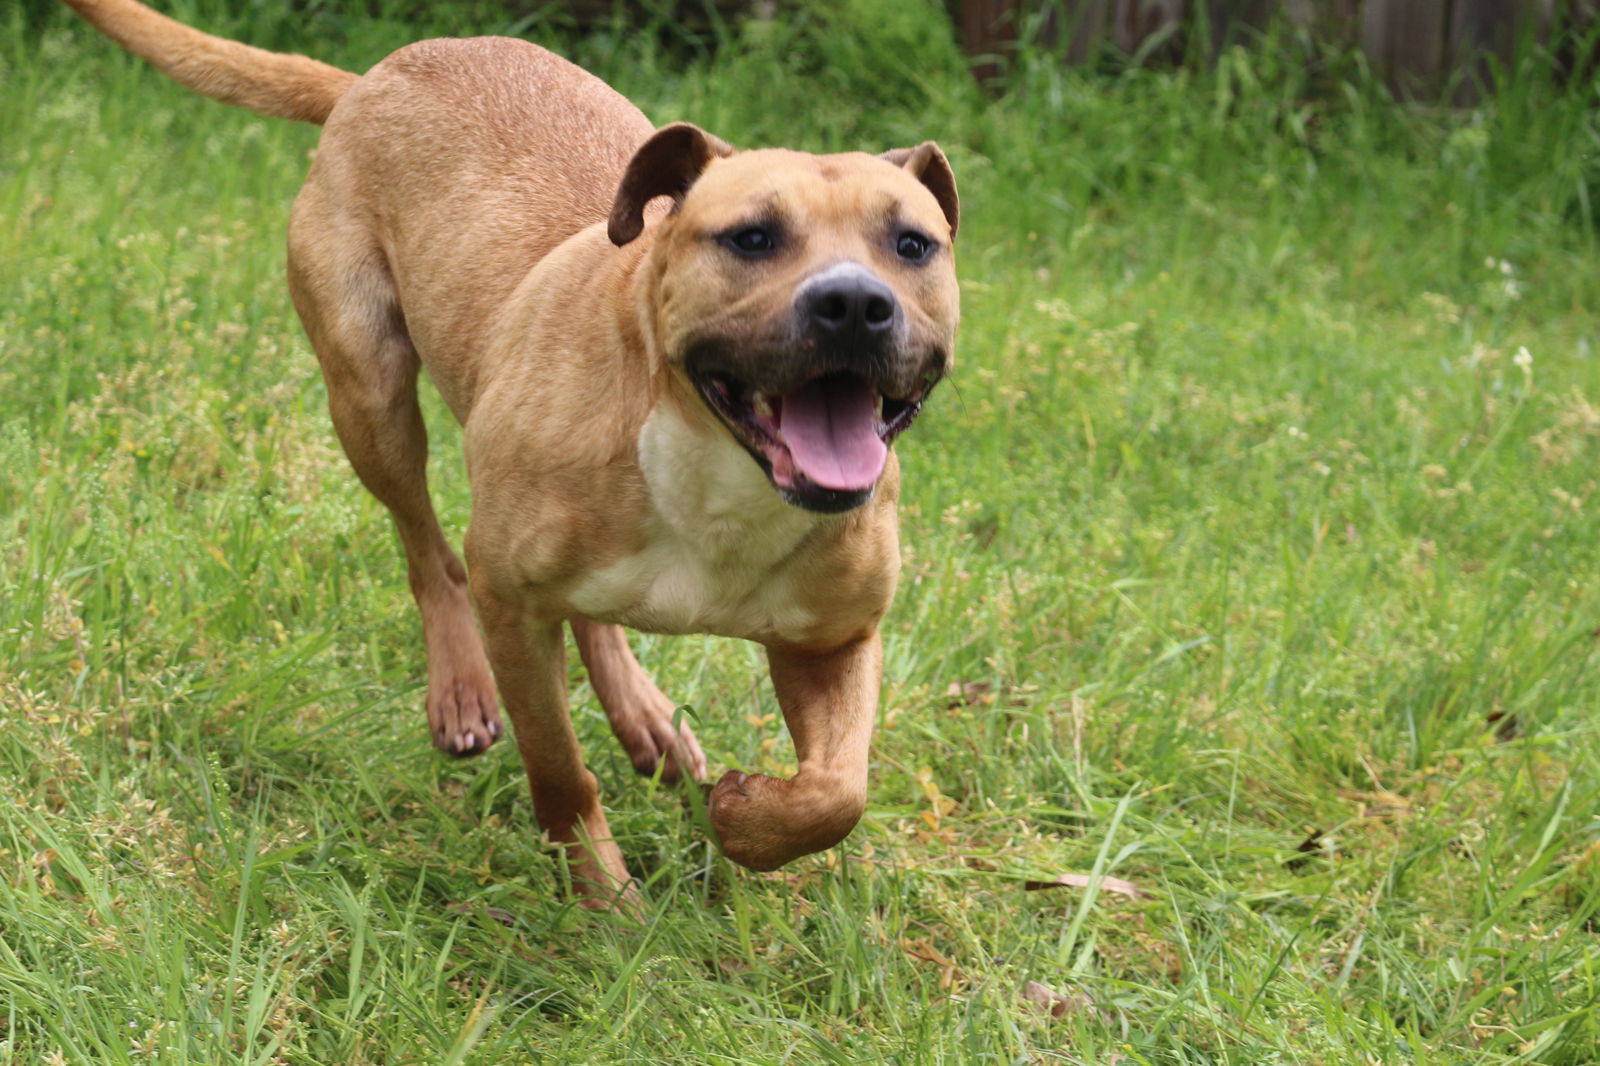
left=3, top=1, right=1599, bottom=1062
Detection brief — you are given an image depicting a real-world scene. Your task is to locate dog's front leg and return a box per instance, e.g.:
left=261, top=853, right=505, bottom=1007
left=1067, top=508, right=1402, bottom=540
left=710, top=632, right=882, bottom=871
left=471, top=579, right=635, bottom=908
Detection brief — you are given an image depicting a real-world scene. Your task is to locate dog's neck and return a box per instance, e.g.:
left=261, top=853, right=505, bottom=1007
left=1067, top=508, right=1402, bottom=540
left=635, top=397, right=825, bottom=567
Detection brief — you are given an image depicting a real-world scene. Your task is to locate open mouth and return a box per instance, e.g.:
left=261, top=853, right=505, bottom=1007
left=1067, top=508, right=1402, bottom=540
left=693, top=369, right=926, bottom=511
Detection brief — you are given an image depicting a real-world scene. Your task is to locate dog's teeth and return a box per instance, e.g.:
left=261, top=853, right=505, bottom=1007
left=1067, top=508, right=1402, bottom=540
left=753, top=391, right=775, bottom=420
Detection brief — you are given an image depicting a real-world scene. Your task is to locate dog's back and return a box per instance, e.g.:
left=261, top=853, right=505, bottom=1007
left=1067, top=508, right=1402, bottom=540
left=300, top=37, right=657, bottom=409
left=60, top=1, right=656, bottom=289
left=60, top=0, right=660, bottom=418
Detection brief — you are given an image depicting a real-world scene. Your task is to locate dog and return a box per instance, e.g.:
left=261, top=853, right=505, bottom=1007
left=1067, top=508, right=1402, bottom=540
left=61, top=0, right=959, bottom=905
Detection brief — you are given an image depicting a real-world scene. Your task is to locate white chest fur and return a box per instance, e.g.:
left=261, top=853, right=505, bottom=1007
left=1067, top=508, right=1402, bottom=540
left=568, top=407, right=825, bottom=642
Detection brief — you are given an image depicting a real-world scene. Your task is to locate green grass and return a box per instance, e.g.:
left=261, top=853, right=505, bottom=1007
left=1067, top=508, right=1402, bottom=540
left=4, top=1, right=1600, bottom=1062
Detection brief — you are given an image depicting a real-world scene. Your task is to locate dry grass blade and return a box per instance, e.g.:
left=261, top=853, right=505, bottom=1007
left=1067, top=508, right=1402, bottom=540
left=1022, top=872, right=1145, bottom=899
left=1020, top=979, right=1099, bottom=1021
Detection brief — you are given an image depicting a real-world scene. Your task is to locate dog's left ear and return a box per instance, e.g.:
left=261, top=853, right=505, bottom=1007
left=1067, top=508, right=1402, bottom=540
left=609, top=123, right=735, bottom=246
left=881, top=142, right=959, bottom=240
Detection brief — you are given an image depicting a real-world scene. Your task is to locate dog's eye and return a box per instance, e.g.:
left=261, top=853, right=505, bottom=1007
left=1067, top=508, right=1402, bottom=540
left=725, top=227, right=778, bottom=256
left=896, top=231, right=932, bottom=261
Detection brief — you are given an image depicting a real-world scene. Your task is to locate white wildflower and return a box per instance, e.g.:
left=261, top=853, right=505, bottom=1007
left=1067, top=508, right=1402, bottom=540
left=1514, top=346, right=1533, bottom=386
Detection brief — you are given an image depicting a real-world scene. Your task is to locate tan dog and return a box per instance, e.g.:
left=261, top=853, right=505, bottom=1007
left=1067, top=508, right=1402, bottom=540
left=62, top=0, right=959, bottom=904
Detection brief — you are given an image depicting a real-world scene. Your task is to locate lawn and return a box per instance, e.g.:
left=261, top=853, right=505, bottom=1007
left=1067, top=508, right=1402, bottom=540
left=2, top=1, right=1599, bottom=1062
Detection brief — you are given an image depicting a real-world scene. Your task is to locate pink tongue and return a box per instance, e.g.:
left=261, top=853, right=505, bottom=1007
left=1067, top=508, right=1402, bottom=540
left=778, top=377, right=887, bottom=491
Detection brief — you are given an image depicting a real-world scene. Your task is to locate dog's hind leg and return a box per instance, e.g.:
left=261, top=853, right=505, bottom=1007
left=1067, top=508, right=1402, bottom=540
left=571, top=619, right=706, bottom=783
left=288, top=228, right=501, bottom=757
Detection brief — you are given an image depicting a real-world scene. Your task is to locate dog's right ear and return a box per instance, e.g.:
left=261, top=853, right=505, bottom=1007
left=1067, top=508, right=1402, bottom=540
left=608, top=123, right=734, bottom=246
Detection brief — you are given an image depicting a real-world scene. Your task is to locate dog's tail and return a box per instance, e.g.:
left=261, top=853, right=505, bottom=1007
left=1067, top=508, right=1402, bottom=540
left=60, top=0, right=357, bottom=125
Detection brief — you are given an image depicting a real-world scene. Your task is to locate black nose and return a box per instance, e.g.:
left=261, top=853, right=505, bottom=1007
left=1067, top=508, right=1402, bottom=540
left=801, top=270, right=900, bottom=342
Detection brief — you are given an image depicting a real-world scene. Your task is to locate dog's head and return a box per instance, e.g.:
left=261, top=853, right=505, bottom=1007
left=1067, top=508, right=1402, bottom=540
left=610, top=124, right=959, bottom=514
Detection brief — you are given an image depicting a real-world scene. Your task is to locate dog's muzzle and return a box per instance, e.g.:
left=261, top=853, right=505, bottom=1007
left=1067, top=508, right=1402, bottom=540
left=689, top=262, right=939, bottom=514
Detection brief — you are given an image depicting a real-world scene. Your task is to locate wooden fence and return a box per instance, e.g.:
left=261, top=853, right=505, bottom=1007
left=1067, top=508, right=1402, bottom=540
left=958, top=0, right=1596, bottom=100
left=543, top=0, right=1593, bottom=101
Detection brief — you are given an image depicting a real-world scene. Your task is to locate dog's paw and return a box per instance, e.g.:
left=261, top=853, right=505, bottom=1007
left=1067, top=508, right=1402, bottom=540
left=614, top=709, right=707, bottom=784
left=428, top=673, right=503, bottom=757
left=709, top=769, right=866, bottom=871
left=708, top=771, right=789, bottom=871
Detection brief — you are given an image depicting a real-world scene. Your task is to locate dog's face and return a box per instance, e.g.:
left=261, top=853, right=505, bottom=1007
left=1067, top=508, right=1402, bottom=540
left=611, top=126, right=959, bottom=513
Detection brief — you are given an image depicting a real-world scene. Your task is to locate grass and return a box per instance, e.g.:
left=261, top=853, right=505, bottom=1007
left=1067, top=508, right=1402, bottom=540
left=3, top=1, right=1600, bottom=1061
